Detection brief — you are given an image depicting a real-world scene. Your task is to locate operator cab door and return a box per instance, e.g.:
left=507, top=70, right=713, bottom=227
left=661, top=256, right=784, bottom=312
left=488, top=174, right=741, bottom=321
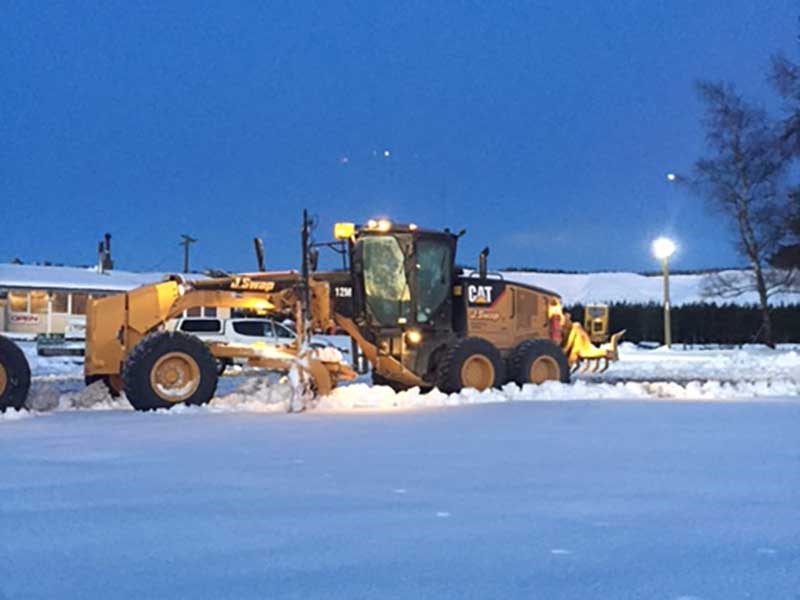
left=412, top=235, right=455, bottom=335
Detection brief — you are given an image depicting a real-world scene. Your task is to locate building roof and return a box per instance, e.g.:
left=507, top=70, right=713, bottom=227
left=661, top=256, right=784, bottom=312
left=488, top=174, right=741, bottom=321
left=0, top=263, right=167, bottom=292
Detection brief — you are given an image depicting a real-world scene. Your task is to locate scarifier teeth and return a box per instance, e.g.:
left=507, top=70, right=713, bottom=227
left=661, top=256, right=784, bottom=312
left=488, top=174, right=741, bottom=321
left=571, top=361, right=581, bottom=374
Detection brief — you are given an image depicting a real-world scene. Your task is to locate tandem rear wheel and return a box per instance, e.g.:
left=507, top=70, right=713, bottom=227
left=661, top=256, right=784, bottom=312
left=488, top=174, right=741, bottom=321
left=509, top=339, right=570, bottom=385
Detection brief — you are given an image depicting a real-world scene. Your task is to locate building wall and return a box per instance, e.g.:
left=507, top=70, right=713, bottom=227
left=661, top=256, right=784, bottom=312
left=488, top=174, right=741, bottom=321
left=1, top=289, right=100, bottom=336
left=1, top=287, right=232, bottom=337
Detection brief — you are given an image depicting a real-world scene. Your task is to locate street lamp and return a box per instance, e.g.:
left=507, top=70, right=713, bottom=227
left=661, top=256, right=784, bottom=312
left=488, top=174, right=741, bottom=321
left=652, top=237, right=676, bottom=348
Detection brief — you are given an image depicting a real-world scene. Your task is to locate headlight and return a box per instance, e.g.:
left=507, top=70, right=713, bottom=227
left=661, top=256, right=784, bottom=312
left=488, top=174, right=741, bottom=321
left=405, top=330, right=422, bottom=345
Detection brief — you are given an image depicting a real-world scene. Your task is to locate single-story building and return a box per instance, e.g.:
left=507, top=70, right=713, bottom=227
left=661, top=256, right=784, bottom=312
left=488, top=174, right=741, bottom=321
left=0, top=264, right=224, bottom=337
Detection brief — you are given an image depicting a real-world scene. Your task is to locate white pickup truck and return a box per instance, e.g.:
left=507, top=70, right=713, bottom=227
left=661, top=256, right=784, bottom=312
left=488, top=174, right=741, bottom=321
left=170, top=317, right=340, bottom=373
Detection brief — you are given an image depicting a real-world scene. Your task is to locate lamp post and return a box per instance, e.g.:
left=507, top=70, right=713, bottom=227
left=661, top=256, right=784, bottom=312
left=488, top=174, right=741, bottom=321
left=652, top=237, right=676, bottom=348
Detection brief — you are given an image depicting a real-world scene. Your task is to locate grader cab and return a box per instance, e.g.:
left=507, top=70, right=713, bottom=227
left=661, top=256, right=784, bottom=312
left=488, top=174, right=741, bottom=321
left=0, top=214, right=624, bottom=412
left=335, top=219, right=624, bottom=392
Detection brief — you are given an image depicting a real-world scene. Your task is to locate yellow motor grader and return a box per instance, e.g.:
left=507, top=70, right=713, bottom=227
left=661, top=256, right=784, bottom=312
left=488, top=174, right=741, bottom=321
left=0, top=214, right=623, bottom=412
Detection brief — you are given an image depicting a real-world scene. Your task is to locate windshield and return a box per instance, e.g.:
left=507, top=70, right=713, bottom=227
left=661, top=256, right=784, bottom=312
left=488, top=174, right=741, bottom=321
left=415, top=238, right=452, bottom=323
left=361, top=236, right=411, bottom=326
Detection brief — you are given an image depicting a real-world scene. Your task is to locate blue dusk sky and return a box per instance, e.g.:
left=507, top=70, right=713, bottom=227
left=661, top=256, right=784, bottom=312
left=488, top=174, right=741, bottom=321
left=1, top=1, right=797, bottom=273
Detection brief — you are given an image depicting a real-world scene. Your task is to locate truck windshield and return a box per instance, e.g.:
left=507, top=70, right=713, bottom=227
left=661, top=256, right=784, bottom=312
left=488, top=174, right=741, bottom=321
left=361, top=236, right=411, bottom=326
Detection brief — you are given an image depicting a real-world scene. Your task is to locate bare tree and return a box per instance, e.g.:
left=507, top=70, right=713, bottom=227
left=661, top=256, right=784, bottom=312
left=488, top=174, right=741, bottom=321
left=693, top=81, right=791, bottom=347
left=770, top=54, right=800, bottom=156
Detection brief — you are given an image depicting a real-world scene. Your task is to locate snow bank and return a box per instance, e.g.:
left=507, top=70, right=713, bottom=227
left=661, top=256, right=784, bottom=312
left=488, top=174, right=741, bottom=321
left=169, top=377, right=295, bottom=415
left=0, top=407, right=34, bottom=422
left=316, top=379, right=800, bottom=412
left=5, top=343, right=795, bottom=422
left=588, top=343, right=800, bottom=383
left=7, top=376, right=797, bottom=422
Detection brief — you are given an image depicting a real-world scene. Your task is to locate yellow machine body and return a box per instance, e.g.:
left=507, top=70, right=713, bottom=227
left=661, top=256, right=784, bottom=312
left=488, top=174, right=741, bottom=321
left=85, top=275, right=354, bottom=397
left=81, top=218, right=623, bottom=409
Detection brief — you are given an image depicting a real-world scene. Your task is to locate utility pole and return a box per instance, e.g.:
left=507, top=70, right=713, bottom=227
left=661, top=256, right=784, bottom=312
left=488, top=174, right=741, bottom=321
left=652, top=237, right=676, bottom=349
left=661, top=256, right=672, bottom=348
left=179, top=234, right=197, bottom=273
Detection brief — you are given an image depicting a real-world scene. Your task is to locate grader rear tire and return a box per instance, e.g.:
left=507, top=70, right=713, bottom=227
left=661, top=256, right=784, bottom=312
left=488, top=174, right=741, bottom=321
left=0, top=335, right=31, bottom=412
left=123, top=332, right=218, bottom=411
left=435, top=337, right=504, bottom=394
left=509, top=339, right=570, bottom=385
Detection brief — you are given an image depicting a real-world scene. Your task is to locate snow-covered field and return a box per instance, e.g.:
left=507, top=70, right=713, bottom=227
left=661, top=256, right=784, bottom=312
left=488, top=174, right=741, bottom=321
left=2, top=342, right=799, bottom=598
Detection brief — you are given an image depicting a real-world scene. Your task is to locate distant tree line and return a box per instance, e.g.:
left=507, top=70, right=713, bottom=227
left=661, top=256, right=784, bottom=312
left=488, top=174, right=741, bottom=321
left=567, top=302, right=800, bottom=345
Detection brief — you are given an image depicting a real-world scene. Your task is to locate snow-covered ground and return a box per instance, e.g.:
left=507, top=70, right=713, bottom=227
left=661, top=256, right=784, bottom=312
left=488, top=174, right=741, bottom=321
left=2, top=341, right=799, bottom=598
left=2, top=401, right=799, bottom=599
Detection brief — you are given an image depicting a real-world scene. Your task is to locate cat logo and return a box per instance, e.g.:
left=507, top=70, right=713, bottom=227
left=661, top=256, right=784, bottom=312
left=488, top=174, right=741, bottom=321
left=467, top=284, right=493, bottom=305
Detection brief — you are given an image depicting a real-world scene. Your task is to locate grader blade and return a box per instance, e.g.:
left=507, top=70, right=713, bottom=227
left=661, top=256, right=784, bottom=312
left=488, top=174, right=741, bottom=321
left=564, top=323, right=625, bottom=374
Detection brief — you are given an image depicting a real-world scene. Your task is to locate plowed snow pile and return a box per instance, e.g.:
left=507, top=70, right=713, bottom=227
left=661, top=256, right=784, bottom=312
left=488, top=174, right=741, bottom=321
left=6, top=342, right=798, bottom=420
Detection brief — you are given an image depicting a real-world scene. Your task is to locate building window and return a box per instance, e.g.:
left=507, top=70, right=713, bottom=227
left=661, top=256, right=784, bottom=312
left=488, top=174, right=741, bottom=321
left=51, top=292, right=68, bottom=314
left=71, top=293, right=88, bottom=315
left=9, top=291, right=28, bottom=313
left=186, top=307, right=202, bottom=317
left=29, top=291, right=49, bottom=314
left=204, top=307, right=217, bottom=317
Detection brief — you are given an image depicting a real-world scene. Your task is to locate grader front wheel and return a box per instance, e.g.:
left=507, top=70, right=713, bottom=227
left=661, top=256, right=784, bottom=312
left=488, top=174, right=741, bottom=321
left=122, top=332, right=218, bottom=411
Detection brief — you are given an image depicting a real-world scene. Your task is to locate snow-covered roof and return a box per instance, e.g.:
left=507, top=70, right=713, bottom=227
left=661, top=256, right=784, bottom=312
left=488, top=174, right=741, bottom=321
left=0, top=263, right=167, bottom=292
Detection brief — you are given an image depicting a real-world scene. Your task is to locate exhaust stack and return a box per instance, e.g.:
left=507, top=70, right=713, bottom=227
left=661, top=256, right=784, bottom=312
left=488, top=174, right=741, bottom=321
left=97, top=233, right=114, bottom=273
left=479, top=246, right=490, bottom=279
left=253, top=237, right=266, bottom=271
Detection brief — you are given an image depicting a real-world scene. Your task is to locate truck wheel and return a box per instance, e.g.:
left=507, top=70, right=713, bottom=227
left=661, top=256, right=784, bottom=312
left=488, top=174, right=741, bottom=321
left=436, top=337, right=504, bottom=394
left=123, top=332, right=218, bottom=411
left=509, top=339, right=570, bottom=385
left=0, top=335, right=31, bottom=412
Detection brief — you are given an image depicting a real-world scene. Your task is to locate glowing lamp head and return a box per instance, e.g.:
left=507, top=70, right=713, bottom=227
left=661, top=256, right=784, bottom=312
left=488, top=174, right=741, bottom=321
left=367, top=218, right=392, bottom=232
left=652, top=237, right=676, bottom=260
